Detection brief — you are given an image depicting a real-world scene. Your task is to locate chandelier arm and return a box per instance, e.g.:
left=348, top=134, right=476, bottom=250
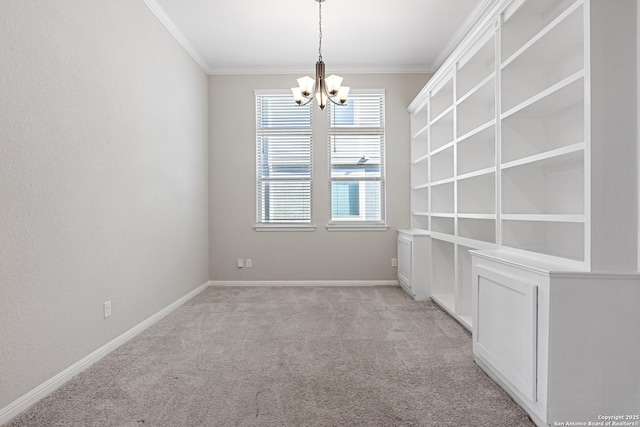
left=326, top=95, right=346, bottom=106
left=298, top=96, right=315, bottom=107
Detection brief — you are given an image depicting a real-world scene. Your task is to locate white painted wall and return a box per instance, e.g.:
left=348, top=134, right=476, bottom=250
left=209, top=73, right=430, bottom=281
left=0, top=0, right=209, bottom=410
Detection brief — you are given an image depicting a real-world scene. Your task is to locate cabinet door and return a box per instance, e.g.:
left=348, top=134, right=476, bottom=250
left=398, top=237, right=412, bottom=291
left=472, top=264, right=538, bottom=401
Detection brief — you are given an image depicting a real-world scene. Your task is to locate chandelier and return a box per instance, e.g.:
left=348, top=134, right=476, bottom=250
left=292, top=0, right=349, bottom=110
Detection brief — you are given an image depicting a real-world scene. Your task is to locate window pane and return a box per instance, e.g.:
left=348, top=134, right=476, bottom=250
left=258, top=96, right=312, bottom=128
left=331, top=181, right=381, bottom=221
left=332, top=182, right=360, bottom=217
left=258, top=135, right=312, bottom=179
left=259, top=181, right=311, bottom=223
left=330, top=94, right=383, bottom=127
left=330, top=135, right=382, bottom=178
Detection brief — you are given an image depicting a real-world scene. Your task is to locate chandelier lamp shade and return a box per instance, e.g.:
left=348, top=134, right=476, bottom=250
left=292, top=0, right=349, bottom=110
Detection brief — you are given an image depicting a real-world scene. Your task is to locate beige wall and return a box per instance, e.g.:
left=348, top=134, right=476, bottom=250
left=209, top=73, right=430, bottom=281
left=0, top=0, right=209, bottom=409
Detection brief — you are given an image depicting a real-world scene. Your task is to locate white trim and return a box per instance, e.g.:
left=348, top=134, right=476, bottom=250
left=500, top=214, right=585, bottom=223
left=455, top=67, right=494, bottom=103
left=0, top=281, right=212, bottom=426
left=211, top=65, right=434, bottom=76
left=142, top=0, right=211, bottom=74
left=500, top=142, right=585, bottom=171
left=471, top=250, right=586, bottom=275
left=340, top=88, right=385, bottom=95
left=254, top=89, right=293, bottom=96
left=500, top=70, right=584, bottom=120
left=326, top=224, right=389, bottom=232
left=430, top=0, right=501, bottom=72
left=254, top=224, right=316, bottom=232
left=550, top=271, right=640, bottom=280
left=210, top=280, right=400, bottom=287
left=409, top=0, right=506, bottom=114
left=397, top=228, right=431, bottom=236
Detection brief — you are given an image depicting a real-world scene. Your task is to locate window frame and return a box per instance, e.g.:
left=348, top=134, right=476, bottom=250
left=326, top=89, right=388, bottom=231
left=254, top=90, right=316, bottom=232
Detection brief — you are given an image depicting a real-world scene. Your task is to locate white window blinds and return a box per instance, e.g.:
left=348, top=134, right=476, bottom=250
left=328, top=92, right=385, bottom=224
left=256, top=93, right=313, bottom=224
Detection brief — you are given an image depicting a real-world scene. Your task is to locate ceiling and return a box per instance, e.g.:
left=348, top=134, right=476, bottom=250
left=145, top=0, right=487, bottom=75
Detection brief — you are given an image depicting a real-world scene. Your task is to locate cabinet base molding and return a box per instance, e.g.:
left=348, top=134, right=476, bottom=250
left=474, top=358, right=547, bottom=427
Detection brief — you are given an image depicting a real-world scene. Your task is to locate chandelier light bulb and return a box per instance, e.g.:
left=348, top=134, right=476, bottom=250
left=337, top=86, right=350, bottom=104
left=291, top=87, right=303, bottom=105
left=325, top=75, right=343, bottom=96
left=297, top=76, right=315, bottom=97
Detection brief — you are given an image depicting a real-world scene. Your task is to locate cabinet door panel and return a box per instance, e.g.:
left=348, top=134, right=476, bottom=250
left=473, top=265, right=537, bottom=401
left=398, top=237, right=412, bottom=290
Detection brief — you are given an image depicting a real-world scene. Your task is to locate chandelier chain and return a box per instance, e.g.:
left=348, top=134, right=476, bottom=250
left=318, top=0, right=322, bottom=60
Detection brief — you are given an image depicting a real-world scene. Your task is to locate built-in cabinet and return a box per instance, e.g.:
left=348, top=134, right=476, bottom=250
left=472, top=251, right=640, bottom=425
left=397, top=230, right=430, bottom=300
left=402, top=0, right=640, bottom=424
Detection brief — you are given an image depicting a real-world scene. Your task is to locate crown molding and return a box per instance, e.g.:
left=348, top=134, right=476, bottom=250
left=142, top=0, right=212, bottom=74
left=429, top=0, right=501, bottom=72
left=208, top=65, right=434, bottom=76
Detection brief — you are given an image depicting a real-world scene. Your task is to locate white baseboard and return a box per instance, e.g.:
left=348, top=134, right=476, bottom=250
left=0, top=281, right=212, bottom=426
left=210, top=280, right=400, bottom=287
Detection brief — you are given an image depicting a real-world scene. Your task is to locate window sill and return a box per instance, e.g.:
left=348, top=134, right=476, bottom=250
left=254, top=224, right=316, bottom=232
left=326, top=223, right=389, bottom=232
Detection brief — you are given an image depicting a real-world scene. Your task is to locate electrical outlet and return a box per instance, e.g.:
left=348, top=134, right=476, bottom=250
left=391, top=258, right=397, bottom=267
left=246, top=259, right=252, bottom=268
left=237, top=258, right=244, bottom=268
left=103, top=301, right=112, bottom=319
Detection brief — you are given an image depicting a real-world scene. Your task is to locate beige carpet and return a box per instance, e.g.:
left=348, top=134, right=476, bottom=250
left=5, top=286, right=534, bottom=426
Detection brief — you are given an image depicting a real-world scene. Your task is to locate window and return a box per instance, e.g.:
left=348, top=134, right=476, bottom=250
left=255, top=92, right=313, bottom=228
left=328, top=91, right=386, bottom=227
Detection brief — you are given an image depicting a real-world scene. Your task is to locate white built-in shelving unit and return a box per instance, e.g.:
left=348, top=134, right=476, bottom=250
left=407, top=0, right=591, bottom=327
left=403, top=0, right=640, bottom=424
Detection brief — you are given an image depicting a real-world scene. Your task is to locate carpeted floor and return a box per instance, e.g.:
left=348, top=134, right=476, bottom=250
left=5, top=286, right=535, bottom=427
